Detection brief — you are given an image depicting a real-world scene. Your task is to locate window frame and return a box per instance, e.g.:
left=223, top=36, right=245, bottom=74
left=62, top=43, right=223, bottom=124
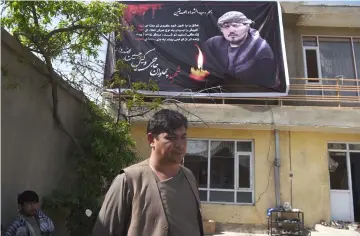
left=302, top=46, right=322, bottom=84
left=184, top=138, right=255, bottom=205
left=328, top=142, right=360, bottom=153
left=301, top=35, right=360, bottom=86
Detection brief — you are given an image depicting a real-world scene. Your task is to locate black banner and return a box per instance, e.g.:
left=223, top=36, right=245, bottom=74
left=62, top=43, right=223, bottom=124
left=106, top=1, right=289, bottom=97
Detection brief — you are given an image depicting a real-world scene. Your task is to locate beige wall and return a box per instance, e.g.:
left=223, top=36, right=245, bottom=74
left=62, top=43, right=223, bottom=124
left=1, top=30, right=85, bottom=235
left=131, top=124, right=360, bottom=228
left=280, top=132, right=360, bottom=227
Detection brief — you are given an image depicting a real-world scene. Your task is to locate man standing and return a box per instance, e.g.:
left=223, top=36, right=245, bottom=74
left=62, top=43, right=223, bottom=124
left=4, top=190, right=55, bottom=236
left=204, top=11, right=277, bottom=91
left=92, top=109, right=204, bottom=236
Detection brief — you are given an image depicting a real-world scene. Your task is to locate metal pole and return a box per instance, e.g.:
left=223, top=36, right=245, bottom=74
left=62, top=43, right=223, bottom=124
left=274, top=129, right=281, bottom=207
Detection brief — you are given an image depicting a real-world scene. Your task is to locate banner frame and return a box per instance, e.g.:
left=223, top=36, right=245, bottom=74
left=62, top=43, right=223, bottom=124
left=109, top=0, right=290, bottom=98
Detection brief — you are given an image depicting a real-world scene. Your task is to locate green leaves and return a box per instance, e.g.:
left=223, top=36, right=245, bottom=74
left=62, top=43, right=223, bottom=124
left=2, top=1, right=125, bottom=57
left=2, top=3, right=163, bottom=235
left=1, top=1, right=127, bottom=96
left=43, top=101, right=136, bottom=236
left=1, top=3, right=146, bottom=233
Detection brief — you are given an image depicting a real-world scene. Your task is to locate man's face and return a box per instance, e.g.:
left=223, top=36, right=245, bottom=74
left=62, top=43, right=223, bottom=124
left=148, top=126, right=187, bottom=164
left=19, top=202, right=39, bottom=216
left=221, top=23, right=249, bottom=45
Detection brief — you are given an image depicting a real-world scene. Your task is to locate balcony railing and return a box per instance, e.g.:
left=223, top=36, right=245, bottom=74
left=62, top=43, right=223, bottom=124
left=245, top=78, right=360, bottom=107
left=179, top=78, right=360, bottom=107
left=104, top=78, right=360, bottom=108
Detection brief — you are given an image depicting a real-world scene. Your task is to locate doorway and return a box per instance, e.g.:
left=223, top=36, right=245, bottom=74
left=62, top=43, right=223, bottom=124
left=350, top=152, right=360, bottom=222
left=328, top=143, right=360, bottom=222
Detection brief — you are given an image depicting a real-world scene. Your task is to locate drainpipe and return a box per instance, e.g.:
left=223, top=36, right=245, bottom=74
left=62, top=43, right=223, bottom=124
left=274, top=129, right=281, bottom=207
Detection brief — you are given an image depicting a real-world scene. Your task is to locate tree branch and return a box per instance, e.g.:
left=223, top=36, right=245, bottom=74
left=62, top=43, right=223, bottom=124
left=28, top=33, right=86, bottom=156
left=73, top=65, right=102, bottom=90
left=30, top=3, right=39, bottom=28
left=43, top=55, right=85, bottom=155
left=116, top=84, right=130, bottom=123
left=13, top=31, right=31, bottom=39
left=110, top=85, right=226, bottom=127
left=172, top=102, right=209, bottom=127
left=45, top=24, right=97, bottom=40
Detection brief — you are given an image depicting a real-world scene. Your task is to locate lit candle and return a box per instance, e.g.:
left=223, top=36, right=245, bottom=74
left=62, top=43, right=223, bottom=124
left=189, top=45, right=210, bottom=81
left=197, top=45, right=204, bottom=70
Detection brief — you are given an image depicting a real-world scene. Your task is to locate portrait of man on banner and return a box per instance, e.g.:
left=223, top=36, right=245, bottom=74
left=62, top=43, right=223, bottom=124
left=203, top=11, right=278, bottom=92
left=106, top=1, right=288, bottom=96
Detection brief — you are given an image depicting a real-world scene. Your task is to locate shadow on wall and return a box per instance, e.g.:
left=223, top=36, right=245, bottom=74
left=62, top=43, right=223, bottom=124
left=1, top=29, right=86, bottom=236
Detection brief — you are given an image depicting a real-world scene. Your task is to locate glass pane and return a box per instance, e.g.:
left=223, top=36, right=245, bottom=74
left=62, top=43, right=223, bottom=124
left=210, top=141, right=235, bottom=189
left=329, top=152, right=349, bottom=190
left=236, top=192, right=252, bottom=203
left=238, top=155, right=251, bottom=188
left=237, top=141, right=252, bottom=152
left=302, top=36, right=317, bottom=46
left=185, top=140, right=208, bottom=188
left=353, top=39, right=360, bottom=79
left=318, top=37, right=356, bottom=97
left=328, top=143, right=346, bottom=150
left=349, top=144, right=360, bottom=151
left=199, top=190, right=207, bottom=202
left=209, top=191, right=234, bottom=203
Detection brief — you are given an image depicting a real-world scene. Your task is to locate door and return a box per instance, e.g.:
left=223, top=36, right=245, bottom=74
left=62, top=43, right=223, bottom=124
left=350, top=153, right=360, bottom=222
left=302, top=46, right=323, bottom=96
left=329, top=151, right=354, bottom=222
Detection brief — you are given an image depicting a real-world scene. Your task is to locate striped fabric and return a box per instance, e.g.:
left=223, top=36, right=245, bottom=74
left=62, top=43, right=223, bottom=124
left=4, top=210, right=54, bottom=236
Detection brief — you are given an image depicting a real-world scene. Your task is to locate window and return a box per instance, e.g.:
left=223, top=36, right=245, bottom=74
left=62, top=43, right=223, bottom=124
left=354, top=38, right=360, bottom=80
left=329, top=151, right=349, bottom=190
left=302, top=36, right=317, bottom=47
left=302, top=36, right=360, bottom=96
left=328, top=143, right=360, bottom=191
left=184, top=140, right=254, bottom=204
left=304, top=48, right=320, bottom=83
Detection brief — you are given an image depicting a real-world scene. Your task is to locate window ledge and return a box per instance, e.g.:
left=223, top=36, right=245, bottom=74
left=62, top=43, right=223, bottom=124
left=200, top=201, right=254, bottom=206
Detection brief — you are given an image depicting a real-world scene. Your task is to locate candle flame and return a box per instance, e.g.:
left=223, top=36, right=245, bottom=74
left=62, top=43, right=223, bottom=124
left=195, top=44, right=203, bottom=70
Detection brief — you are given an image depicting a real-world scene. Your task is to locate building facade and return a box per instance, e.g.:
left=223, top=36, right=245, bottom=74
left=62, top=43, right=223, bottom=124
left=107, top=2, right=360, bottom=228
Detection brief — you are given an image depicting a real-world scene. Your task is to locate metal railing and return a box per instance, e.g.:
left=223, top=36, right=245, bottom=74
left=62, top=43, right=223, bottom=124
left=190, top=78, right=360, bottom=107
left=104, top=78, right=360, bottom=108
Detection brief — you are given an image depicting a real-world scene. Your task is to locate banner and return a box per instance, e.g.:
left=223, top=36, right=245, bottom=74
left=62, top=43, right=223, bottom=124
left=106, top=1, right=289, bottom=97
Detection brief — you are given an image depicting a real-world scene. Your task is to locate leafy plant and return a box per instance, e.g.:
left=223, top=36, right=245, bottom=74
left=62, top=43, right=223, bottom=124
left=42, top=101, right=137, bottom=235
left=1, top=2, right=151, bottom=235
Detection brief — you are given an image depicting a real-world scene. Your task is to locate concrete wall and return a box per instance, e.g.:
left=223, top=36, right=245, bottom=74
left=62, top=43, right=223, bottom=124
left=130, top=124, right=360, bottom=228
left=1, top=30, right=85, bottom=235
left=130, top=103, right=360, bottom=134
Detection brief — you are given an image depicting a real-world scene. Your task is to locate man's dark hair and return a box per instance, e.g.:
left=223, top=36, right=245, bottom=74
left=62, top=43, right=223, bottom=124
left=17, top=190, right=39, bottom=205
left=147, top=109, right=188, bottom=136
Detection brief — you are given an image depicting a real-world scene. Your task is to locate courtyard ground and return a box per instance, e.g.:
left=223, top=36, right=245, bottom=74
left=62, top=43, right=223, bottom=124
left=211, top=224, right=360, bottom=236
